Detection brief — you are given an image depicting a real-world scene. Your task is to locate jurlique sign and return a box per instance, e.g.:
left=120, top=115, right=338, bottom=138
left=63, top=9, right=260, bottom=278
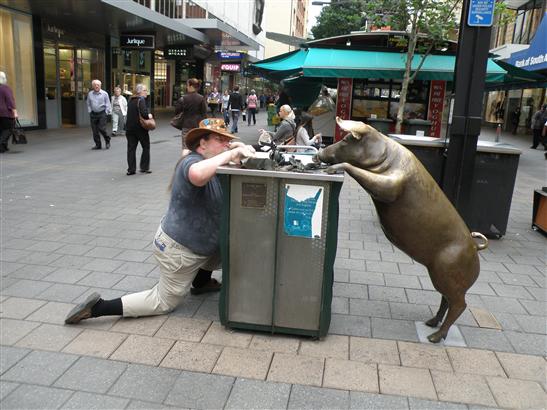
left=120, top=35, right=155, bottom=49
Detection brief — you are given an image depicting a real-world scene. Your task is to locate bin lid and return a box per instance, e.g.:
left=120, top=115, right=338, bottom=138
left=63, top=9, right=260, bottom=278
left=217, top=165, right=345, bottom=182
left=389, top=134, right=445, bottom=147
left=476, top=141, right=522, bottom=155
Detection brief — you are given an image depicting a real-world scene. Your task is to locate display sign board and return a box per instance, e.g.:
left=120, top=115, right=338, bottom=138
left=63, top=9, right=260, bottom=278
left=218, top=51, right=242, bottom=60
left=284, top=185, right=323, bottom=239
left=427, top=80, right=446, bottom=138
left=221, top=63, right=241, bottom=72
left=166, top=47, right=191, bottom=57
left=467, top=0, right=495, bottom=27
left=335, top=78, right=353, bottom=141
left=120, top=34, right=155, bottom=49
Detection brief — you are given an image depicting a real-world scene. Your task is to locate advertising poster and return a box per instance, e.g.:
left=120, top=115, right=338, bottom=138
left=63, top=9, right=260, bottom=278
left=335, top=78, right=353, bottom=141
left=427, top=80, right=446, bottom=138
left=284, top=184, right=323, bottom=239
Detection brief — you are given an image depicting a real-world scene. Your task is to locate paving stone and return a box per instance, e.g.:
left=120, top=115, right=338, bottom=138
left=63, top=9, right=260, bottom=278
left=50, top=254, right=95, bottom=269
left=82, top=258, right=125, bottom=272
left=498, top=271, right=539, bottom=286
left=459, top=326, right=514, bottom=352
left=299, top=334, right=349, bottom=360
left=154, top=316, right=211, bottom=342
left=366, top=261, right=400, bottom=274
left=193, top=299, right=222, bottom=321
left=384, top=273, right=422, bottom=289
left=267, top=352, right=324, bottom=386
left=62, top=329, right=127, bottom=358
left=486, top=376, right=547, bottom=410
left=0, top=318, right=40, bottom=345
left=164, top=371, right=234, bottom=409
left=8, top=264, right=56, bottom=280
left=0, top=262, right=25, bottom=277
left=513, top=314, right=547, bottom=334
left=468, top=282, right=496, bottom=296
left=1, top=278, right=53, bottom=298
left=112, top=275, right=157, bottom=292
left=334, top=268, right=350, bottom=282
left=333, top=282, right=368, bottom=299
left=19, top=251, right=63, bottom=265
left=350, top=391, right=409, bottom=409
left=42, top=267, right=91, bottom=284
left=520, top=299, right=547, bottom=316
left=380, top=251, right=413, bottom=264
left=288, top=384, right=350, bottom=409
left=446, top=347, right=505, bottom=376
left=350, top=336, right=400, bottom=365
left=114, top=261, right=157, bottom=276
left=249, top=334, right=300, bottom=353
left=61, top=391, right=129, bottom=409
left=2, top=350, right=78, bottom=385
left=527, top=286, right=547, bottom=301
left=349, top=249, right=381, bottom=261
left=398, top=341, right=452, bottom=372
left=369, top=285, right=408, bottom=303
left=213, top=347, right=273, bottom=379
left=201, top=321, right=253, bottom=348
left=496, top=351, right=547, bottom=387
left=406, top=289, right=442, bottom=305
left=77, top=271, right=124, bottom=288
left=37, top=282, right=89, bottom=302
left=0, top=381, right=19, bottom=400
left=379, top=364, right=437, bottom=400
left=350, top=299, right=391, bottom=318
left=350, top=270, right=385, bottom=285
left=110, top=315, right=167, bottom=336
left=505, top=331, right=547, bottom=355
left=54, top=356, right=128, bottom=393
left=390, top=302, right=433, bottom=321
left=371, top=317, right=419, bottom=342
left=126, top=400, right=180, bottom=409
left=109, top=363, right=180, bottom=403
left=329, top=314, right=372, bottom=337
left=160, top=340, right=223, bottom=373
left=56, top=243, right=95, bottom=256
left=468, top=307, right=502, bottom=329
left=323, top=358, right=378, bottom=393
left=431, top=370, right=496, bottom=406
left=407, top=397, right=468, bottom=410
left=1, top=384, right=73, bottom=409
left=0, top=346, right=30, bottom=374
left=110, top=334, right=174, bottom=366
left=225, top=378, right=291, bottom=410
left=480, top=295, right=527, bottom=314
left=0, top=297, right=46, bottom=319
left=15, top=323, right=82, bottom=352
left=490, top=282, right=533, bottom=299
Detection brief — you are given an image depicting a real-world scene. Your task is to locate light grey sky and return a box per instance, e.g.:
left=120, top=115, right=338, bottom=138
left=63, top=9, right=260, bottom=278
left=307, top=3, right=324, bottom=35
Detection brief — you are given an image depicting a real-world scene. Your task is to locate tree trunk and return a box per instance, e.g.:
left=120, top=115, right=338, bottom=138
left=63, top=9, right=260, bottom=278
left=395, top=11, right=419, bottom=134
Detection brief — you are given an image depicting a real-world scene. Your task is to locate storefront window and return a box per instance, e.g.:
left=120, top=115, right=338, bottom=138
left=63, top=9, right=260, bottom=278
left=0, top=7, right=37, bottom=126
left=521, top=88, right=546, bottom=129
left=485, top=91, right=506, bottom=123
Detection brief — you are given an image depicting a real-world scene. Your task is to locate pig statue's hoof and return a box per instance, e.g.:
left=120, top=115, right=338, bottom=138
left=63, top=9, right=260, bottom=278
left=425, top=317, right=440, bottom=328
left=427, top=330, right=445, bottom=343
left=326, top=164, right=343, bottom=174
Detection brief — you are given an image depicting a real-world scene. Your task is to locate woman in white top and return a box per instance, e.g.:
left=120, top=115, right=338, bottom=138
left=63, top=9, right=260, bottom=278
left=111, top=87, right=128, bottom=135
left=295, top=112, right=321, bottom=149
left=221, top=90, right=231, bottom=126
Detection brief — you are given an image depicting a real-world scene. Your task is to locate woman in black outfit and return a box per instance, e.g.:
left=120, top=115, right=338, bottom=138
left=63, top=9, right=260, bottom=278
left=125, top=84, right=153, bottom=175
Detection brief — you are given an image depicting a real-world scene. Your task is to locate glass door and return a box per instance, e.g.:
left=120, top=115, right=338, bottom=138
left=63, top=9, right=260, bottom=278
left=44, top=42, right=60, bottom=128
left=59, top=47, right=76, bottom=125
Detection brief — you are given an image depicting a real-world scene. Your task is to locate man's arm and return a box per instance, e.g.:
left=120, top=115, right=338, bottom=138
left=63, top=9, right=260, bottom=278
left=104, top=92, right=112, bottom=115
left=86, top=92, right=92, bottom=113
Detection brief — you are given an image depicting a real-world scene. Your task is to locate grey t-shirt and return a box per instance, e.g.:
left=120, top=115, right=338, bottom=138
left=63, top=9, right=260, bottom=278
left=161, top=153, right=222, bottom=256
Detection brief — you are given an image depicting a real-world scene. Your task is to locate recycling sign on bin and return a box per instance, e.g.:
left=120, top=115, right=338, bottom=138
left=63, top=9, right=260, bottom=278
left=467, top=0, right=495, bottom=27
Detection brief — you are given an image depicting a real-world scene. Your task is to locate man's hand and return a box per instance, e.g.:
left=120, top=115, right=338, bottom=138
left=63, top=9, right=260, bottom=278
left=229, top=145, right=256, bottom=164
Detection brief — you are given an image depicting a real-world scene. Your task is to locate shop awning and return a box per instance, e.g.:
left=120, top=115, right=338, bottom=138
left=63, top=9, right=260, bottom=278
left=252, top=48, right=507, bottom=82
left=506, top=12, right=547, bottom=72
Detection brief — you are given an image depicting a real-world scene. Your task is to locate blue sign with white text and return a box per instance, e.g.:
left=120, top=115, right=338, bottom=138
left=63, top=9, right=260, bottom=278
left=467, top=0, right=495, bottom=27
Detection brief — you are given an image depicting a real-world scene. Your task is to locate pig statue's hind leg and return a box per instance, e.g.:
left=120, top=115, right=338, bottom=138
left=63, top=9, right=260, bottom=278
left=425, top=295, right=448, bottom=328
left=427, top=292, right=467, bottom=343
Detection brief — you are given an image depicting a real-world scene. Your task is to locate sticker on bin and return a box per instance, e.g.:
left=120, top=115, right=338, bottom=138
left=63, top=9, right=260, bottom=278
left=283, top=184, right=323, bottom=239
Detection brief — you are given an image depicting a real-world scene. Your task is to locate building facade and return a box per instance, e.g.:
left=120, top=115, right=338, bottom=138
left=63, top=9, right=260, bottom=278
left=263, top=0, right=309, bottom=59
left=0, top=0, right=265, bottom=129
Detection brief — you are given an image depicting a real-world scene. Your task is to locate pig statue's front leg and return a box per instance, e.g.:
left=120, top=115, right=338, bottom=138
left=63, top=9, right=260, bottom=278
left=327, top=162, right=404, bottom=203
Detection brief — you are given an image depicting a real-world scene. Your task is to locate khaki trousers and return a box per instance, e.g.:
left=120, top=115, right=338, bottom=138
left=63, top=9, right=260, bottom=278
left=122, top=225, right=221, bottom=317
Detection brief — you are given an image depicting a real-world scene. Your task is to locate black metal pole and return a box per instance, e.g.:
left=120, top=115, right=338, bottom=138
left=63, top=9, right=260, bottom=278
left=442, top=0, right=493, bottom=225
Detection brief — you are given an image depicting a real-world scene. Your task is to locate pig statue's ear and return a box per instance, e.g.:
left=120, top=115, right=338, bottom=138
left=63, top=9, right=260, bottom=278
left=350, top=131, right=363, bottom=140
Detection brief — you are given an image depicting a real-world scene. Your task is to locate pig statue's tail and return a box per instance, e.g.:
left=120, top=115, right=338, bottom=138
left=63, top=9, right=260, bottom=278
left=471, top=232, right=488, bottom=251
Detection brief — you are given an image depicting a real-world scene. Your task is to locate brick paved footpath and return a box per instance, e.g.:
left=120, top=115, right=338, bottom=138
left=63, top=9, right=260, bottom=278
left=1, top=110, right=545, bottom=409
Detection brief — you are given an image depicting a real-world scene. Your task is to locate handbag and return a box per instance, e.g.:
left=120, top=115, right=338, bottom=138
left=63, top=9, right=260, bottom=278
left=139, top=114, right=156, bottom=131
left=170, top=112, right=184, bottom=130
left=242, top=110, right=247, bottom=122
left=11, top=119, right=27, bottom=144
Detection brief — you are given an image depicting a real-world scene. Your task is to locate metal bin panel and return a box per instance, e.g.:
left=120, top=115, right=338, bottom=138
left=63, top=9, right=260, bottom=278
left=227, top=175, right=278, bottom=325
left=273, top=180, right=330, bottom=331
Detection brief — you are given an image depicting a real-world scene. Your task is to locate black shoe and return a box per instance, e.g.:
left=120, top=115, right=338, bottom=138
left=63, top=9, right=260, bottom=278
left=190, top=279, right=221, bottom=295
left=126, top=171, right=136, bottom=175
left=139, top=170, right=152, bottom=174
left=92, top=146, right=101, bottom=150
left=65, top=292, right=101, bottom=324
left=530, top=146, right=537, bottom=149
left=106, top=142, right=111, bottom=149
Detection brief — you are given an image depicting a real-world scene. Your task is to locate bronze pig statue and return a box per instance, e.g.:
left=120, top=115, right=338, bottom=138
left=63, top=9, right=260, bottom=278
left=319, top=118, right=488, bottom=343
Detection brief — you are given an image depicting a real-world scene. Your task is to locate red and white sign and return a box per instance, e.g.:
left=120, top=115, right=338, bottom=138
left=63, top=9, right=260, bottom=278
left=427, top=80, right=446, bottom=138
left=221, top=63, right=240, bottom=72
left=335, top=78, right=353, bottom=141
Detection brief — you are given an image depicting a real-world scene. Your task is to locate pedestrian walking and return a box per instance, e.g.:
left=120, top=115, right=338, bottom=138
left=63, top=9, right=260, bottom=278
left=111, top=86, right=127, bottom=136
left=228, top=85, right=244, bottom=133
left=173, top=78, right=207, bottom=148
left=510, top=106, right=520, bottom=135
left=64, top=119, right=256, bottom=325
left=0, top=71, right=17, bottom=153
left=221, top=89, right=230, bottom=126
left=530, top=104, right=547, bottom=149
left=125, top=84, right=153, bottom=175
left=87, top=79, right=112, bottom=150
left=246, top=89, right=258, bottom=126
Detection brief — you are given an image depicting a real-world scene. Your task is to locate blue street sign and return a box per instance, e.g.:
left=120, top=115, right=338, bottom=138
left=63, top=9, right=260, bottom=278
left=468, top=0, right=495, bottom=27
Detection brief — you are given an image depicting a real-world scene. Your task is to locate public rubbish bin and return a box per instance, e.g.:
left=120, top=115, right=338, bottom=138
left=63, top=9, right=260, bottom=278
left=404, top=119, right=432, bottom=136
left=367, top=118, right=393, bottom=134
left=217, top=159, right=344, bottom=338
left=389, top=135, right=521, bottom=238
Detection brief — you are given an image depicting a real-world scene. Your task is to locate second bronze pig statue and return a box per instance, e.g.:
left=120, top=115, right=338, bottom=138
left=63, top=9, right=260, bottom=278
left=318, top=117, right=488, bottom=343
